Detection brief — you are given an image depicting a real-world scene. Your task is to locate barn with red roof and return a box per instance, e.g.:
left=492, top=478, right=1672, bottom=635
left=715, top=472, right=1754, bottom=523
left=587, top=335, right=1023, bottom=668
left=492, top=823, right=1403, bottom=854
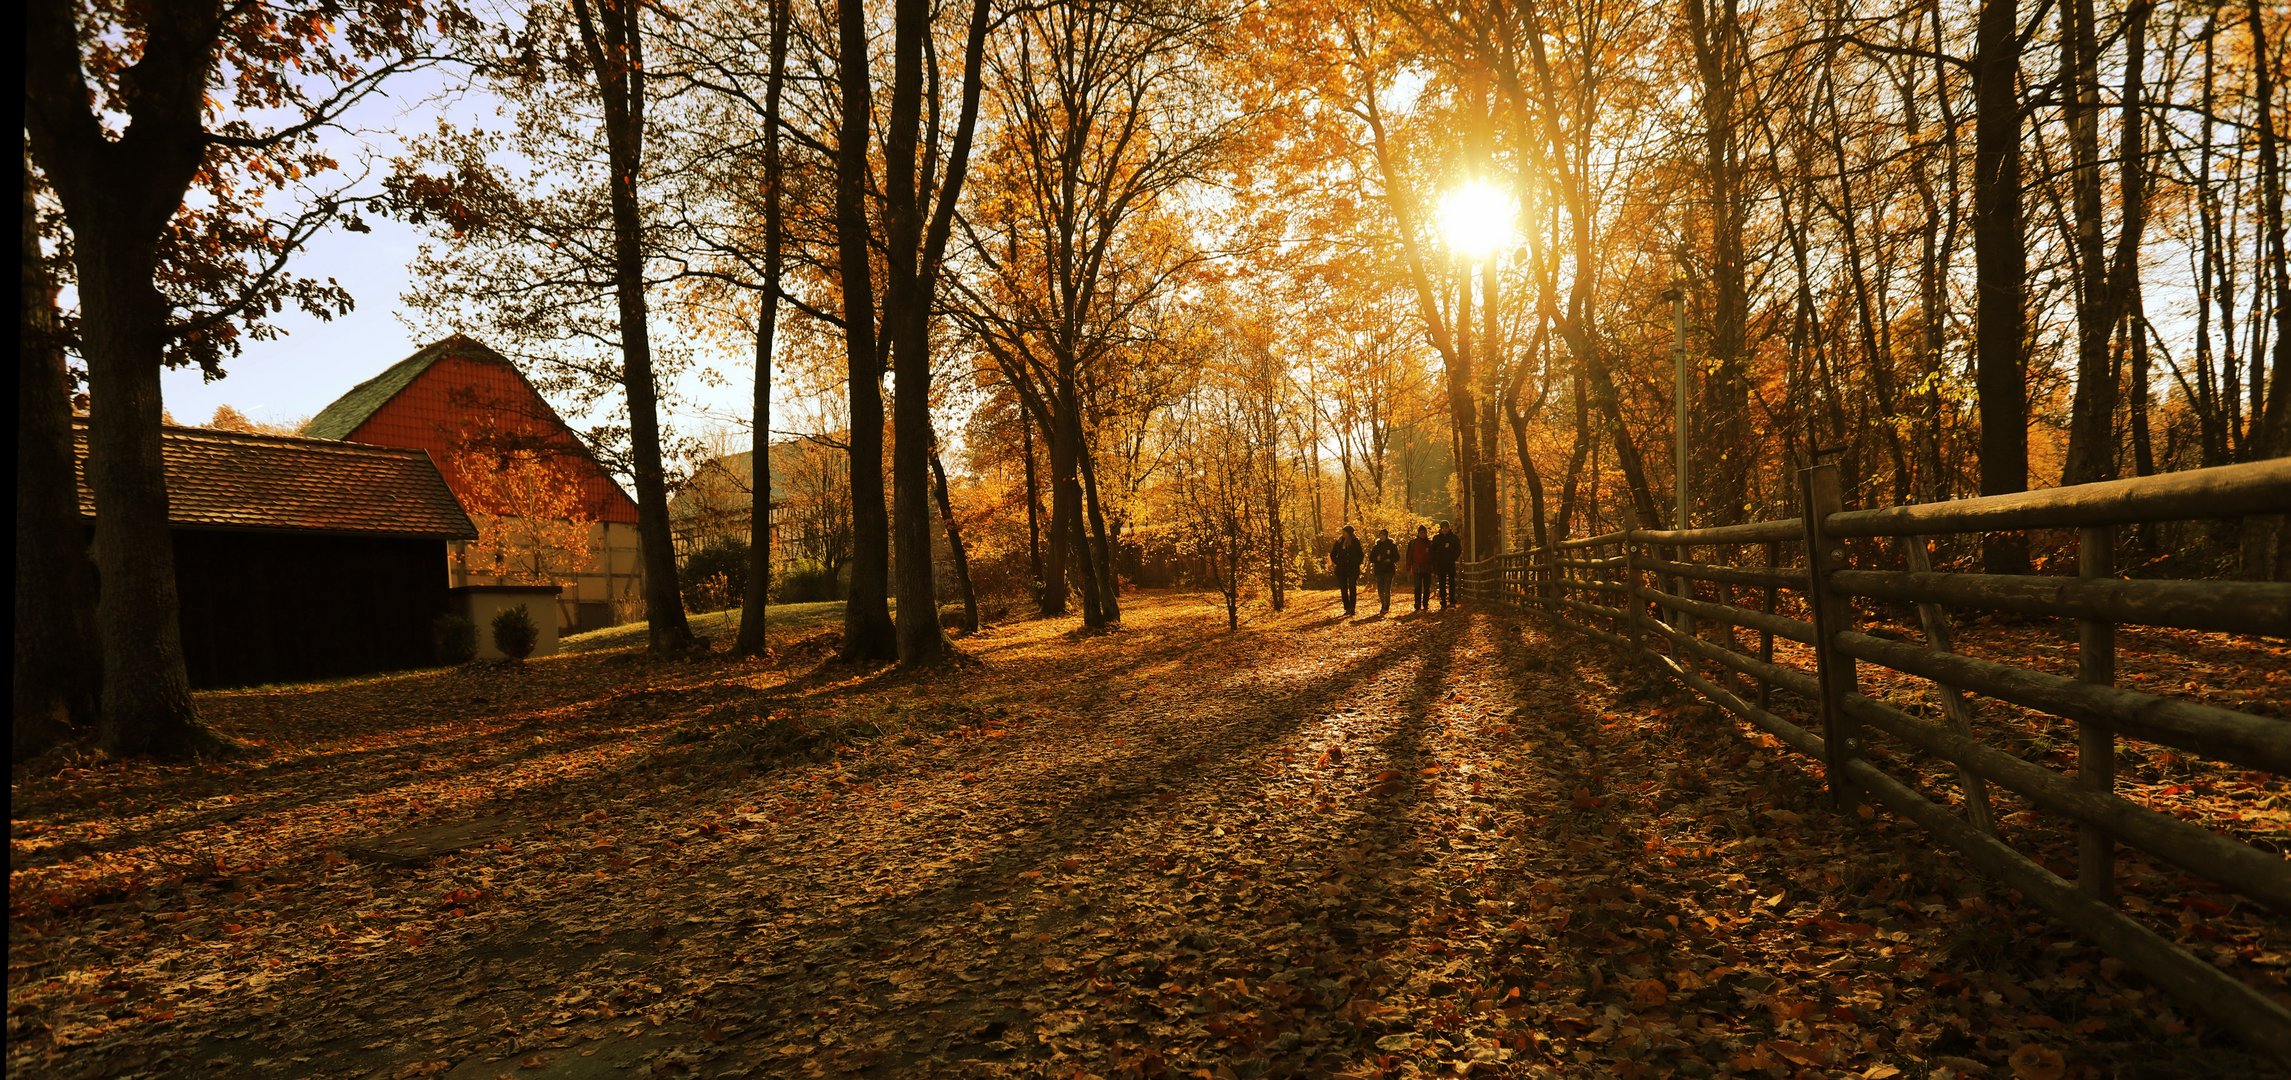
left=304, top=335, right=646, bottom=631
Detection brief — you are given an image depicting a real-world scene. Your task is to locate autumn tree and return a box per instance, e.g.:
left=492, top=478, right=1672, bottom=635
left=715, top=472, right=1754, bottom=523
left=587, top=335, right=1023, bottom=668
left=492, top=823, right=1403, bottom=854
left=25, top=0, right=458, bottom=756
left=1168, top=356, right=1269, bottom=631
left=822, top=0, right=995, bottom=663
left=450, top=448, right=600, bottom=590
left=949, top=0, right=1245, bottom=627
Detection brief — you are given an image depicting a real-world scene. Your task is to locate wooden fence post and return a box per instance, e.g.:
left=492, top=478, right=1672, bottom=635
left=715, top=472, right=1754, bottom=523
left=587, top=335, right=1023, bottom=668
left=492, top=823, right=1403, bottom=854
left=1757, top=539, right=1779, bottom=712
left=1672, top=538, right=1695, bottom=654
left=2080, top=524, right=2118, bottom=903
left=1799, top=462, right=1861, bottom=813
left=1622, top=532, right=1645, bottom=654
left=1542, top=545, right=1557, bottom=607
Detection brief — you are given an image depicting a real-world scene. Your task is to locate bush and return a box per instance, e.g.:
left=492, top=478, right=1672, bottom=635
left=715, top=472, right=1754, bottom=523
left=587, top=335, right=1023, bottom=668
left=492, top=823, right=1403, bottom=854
left=774, top=560, right=842, bottom=603
left=432, top=613, right=478, bottom=665
left=492, top=604, right=539, bottom=660
left=681, top=540, right=750, bottom=613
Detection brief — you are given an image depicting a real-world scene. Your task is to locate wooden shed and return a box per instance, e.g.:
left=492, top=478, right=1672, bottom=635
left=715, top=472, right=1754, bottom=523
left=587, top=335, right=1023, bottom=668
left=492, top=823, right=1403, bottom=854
left=75, top=424, right=478, bottom=689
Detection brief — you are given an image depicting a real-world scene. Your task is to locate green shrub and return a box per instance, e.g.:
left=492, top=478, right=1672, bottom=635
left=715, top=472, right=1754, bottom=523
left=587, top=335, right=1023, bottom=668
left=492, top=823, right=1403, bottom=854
left=492, top=604, right=539, bottom=660
left=681, top=540, right=750, bottom=613
left=433, top=613, right=479, bottom=664
left=774, top=560, right=841, bottom=603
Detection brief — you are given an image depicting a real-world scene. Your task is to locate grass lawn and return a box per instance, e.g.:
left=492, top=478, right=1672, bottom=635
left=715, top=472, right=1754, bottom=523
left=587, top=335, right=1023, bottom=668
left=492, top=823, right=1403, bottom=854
left=559, top=599, right=850, bottom=653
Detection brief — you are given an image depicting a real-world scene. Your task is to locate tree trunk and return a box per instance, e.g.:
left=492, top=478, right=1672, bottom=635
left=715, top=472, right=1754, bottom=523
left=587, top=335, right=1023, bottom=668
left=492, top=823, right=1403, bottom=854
left=1052, top=379, right=1107, bottom=626
left=1504, top=360, right=1551, bottom=556
left=1078, top=436, right=1122, bottom=621
left=929, top=439, right=979, bottom=633
left=2244, top=0, right=2291, bottom=578
left=884, top=0, right=946, bottom=664
left=80, top=236, right=213, bottom=756
left=25, top=0, right=224, bottom=759
left=1265, top=453, right=1285, bottom=612
left=1023, top=407, right=1050, bottom=610
left=1687, top=0, right=1752, bottom=525
left=571, top=0, right=692, bottom=656
left=1474, top=259, right=1504, bottom=553
left=1974, top=0, right=2031, bottom=573
left=832, top=0, right=897, bottom=661
left=734, top=0, right=790, bottom=658
left=16, top=161, right=102, bottom=758
left=2063, top=0, right=2150, bottom=487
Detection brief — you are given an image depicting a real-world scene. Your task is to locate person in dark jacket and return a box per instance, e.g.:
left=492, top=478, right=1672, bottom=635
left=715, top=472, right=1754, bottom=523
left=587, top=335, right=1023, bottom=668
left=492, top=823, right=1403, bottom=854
left=1368, top=528, right=1400, bottom=615
left=1431, top=521, right=1463, bottom=609
left=1329, top=525, right=1365, bottom=616
left=1407, top=525, right=1435, bottom=612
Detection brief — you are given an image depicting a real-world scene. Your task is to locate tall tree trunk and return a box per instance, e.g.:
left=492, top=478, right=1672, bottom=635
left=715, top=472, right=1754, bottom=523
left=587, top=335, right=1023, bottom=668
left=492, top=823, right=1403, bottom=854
left=1687, top=0, right=1753, bottom=525
left=1050, top=377, right=1105, bottom=625
left=2063, top=0, right=2151, bottom=486
left=929, top=438, right=979, bottom=633
left=25, top=0, right=223, bottom=758
left=832, top=0, right=897, bottom=661
left=572, top=0, right=692, bottom=655
left=17, top=160, right=102, bottom=757
left=1975, top=0, right=2031, bottom=573
left=1023, top=407, right=1048, bottom=606
left=1506, top=397, right=1551, bottom=556
left=1078, top=436, right=1122, bottom=620
left=2129, top=296, right=2156, bottom=479
left=2245, top=0, right=2291, bottom=578
left=1475, top=259, right=1504, bottom=552
left=1264, top=443, right=1285, bottom=612
left=884, top=0, right=992, bottom=662
left=883, top=0, right=942, bottom=663
left=734, top=0, right=790, bottom=658
left=2251, top=0, right=2291, bottom=453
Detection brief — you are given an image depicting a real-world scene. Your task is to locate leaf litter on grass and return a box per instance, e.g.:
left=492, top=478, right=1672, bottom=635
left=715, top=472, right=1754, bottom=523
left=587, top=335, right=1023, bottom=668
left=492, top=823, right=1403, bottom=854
left=8, top=591, right=2284, bottom=1079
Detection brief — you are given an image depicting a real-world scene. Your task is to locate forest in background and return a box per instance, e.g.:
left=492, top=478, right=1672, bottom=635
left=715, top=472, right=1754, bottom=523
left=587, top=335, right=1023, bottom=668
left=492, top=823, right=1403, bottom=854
left=20, top=0, right=2291, bottom=754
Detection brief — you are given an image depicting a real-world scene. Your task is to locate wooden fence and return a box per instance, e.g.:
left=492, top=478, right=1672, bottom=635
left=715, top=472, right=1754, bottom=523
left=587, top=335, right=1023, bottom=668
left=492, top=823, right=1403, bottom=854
left=1458, top=458, right=2291, bottom=1057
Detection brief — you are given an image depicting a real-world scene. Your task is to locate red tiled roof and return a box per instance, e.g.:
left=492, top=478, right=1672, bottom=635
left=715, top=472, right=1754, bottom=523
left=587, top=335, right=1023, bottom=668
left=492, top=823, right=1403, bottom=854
left=74, top=423, right=478, bottom=540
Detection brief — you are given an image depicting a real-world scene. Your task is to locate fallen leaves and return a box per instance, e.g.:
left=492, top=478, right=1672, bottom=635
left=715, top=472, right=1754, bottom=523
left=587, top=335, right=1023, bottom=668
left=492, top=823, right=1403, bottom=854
left=6, top=593, right=2284, bottom=1078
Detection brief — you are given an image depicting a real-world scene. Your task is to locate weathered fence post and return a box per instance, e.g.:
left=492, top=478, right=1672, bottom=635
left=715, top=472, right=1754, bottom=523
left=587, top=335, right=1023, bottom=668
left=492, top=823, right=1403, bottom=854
left=1757, top=539, right=1779, bottom=712
left=1622, top=531, right=1645, bottom=654
left=1672, top=538, right=1695, bottom=656
left=2080, top=524, right=2118, bottom=902
left=1799, top=461, right=1861, bottom=813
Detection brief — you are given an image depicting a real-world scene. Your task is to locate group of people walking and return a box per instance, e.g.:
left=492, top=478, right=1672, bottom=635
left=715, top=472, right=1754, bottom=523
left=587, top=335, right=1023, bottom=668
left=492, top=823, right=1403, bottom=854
left=1326, top=522, right=1463, bottom=617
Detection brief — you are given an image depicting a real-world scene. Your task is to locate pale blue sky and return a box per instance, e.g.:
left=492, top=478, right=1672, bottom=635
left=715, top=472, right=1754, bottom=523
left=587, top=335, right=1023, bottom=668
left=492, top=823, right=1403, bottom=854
left=158, top=67, right=751, bottom=442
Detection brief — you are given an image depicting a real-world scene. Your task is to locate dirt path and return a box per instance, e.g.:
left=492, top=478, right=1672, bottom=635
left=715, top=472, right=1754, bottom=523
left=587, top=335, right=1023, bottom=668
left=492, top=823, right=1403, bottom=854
left=7, top=593, right=2272, bottom=1078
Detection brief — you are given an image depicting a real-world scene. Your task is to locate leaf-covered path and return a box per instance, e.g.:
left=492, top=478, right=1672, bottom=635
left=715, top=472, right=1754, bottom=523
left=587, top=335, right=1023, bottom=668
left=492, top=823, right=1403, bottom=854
left=8, top=594, right=2276, bottom=1078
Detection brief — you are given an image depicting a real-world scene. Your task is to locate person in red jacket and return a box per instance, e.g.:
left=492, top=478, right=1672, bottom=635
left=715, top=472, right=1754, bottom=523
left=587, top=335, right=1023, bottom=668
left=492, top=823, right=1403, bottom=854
left=1406, top=525, right=1435, bottom=612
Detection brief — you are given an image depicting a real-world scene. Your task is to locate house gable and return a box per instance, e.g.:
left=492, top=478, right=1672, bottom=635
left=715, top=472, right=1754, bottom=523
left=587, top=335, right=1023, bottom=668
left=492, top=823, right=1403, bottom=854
left=308, top=337, right=641, bottom=525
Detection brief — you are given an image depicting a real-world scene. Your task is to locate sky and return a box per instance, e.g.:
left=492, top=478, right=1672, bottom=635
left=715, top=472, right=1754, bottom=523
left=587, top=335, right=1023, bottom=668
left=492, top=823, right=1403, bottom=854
left=157, top=67, right=752, bottom=444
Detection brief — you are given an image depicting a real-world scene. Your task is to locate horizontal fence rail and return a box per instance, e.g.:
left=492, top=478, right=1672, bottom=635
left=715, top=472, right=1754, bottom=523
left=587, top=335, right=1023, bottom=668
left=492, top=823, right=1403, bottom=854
left=1461, top=457, right=2291, bottom=1058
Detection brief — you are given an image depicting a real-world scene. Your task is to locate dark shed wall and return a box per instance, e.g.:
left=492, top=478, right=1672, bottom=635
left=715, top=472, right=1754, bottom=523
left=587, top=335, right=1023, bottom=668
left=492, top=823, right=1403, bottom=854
left=170, top=531, right=448, bottom=688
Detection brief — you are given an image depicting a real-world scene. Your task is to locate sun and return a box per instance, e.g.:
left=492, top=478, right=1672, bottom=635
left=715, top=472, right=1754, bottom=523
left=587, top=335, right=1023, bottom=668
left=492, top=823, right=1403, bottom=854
left=1437, top=180, right=1518, bottom=261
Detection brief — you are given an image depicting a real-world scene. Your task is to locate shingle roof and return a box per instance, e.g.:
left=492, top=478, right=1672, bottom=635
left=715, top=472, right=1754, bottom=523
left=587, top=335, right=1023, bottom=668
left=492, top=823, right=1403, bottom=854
left=75, top=423, right=478, bottom=540
left=302, top=333, right=510, bottom=441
